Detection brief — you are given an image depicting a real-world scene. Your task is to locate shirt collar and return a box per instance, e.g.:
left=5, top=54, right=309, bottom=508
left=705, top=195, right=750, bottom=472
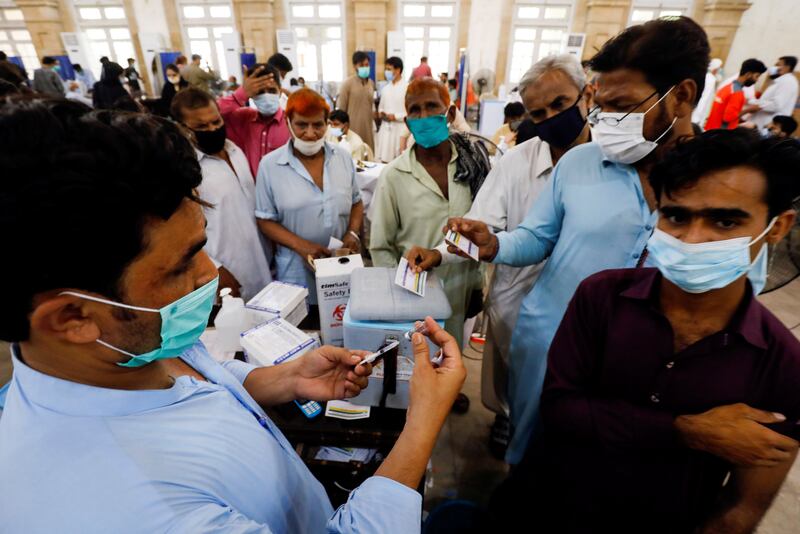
left=395, top=139, right=458, bottom=174
left=620, top=268, right=768, bottom=350
left=8, top=344, right=208, bottom=417
left=252, top=106, right=285, bottom=124
left=194, top=139, right=238, bottom=162
left=533, top=138, right=554, bottom=179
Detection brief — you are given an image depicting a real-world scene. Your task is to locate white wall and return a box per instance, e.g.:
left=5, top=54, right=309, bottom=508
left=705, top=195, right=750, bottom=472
left=725, top=0, right=800, bottom=79
left=466, top=0, right=501, bottom=77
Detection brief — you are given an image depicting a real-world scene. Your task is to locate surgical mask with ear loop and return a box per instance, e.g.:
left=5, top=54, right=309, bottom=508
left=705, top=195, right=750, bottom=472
left=59, top=277, right=219, bottom=367
left=647, top=217, right=777, bottom=295
left=591, top=86, right=678, bottom=165
left=289, top=120, right=326, bottom=156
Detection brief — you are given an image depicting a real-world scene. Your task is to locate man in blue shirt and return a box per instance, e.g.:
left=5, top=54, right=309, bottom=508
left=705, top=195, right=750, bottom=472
left=0, top=98, right=466, bottom=532
left=447, top=17, right=781, bottom=465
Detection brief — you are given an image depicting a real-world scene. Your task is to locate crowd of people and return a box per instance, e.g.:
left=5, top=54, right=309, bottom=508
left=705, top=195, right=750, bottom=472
left=1, top=13, right=800, bottom=534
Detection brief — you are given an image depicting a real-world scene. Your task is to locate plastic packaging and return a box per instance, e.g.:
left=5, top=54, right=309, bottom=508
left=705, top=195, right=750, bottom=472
left=214, top=287, right=247, bottom=352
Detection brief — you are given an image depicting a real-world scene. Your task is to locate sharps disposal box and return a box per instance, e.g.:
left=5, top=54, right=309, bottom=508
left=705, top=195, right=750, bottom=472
left=314, top=254, right=364, bottom=346
left=344, top=267, right=451, bottom=408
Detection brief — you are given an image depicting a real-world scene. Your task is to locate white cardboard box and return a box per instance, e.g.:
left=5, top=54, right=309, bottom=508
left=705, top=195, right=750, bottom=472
left=241, top=318, right=316, bottom=366
left=246, top=281, right=309, bottom=328
left=314, top=254, right=364, bottom=346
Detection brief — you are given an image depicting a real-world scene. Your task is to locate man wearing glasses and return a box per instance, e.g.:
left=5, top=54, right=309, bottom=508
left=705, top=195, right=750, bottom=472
left=447, top=17, right=788, bottom=467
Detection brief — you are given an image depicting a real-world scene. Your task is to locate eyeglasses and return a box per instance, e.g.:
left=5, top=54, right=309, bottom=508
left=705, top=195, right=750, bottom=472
left=589, top=87, right=673, bottom=127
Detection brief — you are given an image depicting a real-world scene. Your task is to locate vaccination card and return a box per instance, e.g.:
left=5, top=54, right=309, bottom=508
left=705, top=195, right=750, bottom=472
left=395, top=257, right=427, bottom=297
left=445, top=229, right=480, bottom=261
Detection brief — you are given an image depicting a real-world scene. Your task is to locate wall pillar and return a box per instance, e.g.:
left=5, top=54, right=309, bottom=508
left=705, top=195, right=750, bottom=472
left=580, top=0, right=631, bottom=60
left=16, top=0, right=72, bottom=56
left=352, top=0, right=388, bottom=70
left=698, top=0, right=751, bottom=62
left=232, top=0, right=276, bottom=61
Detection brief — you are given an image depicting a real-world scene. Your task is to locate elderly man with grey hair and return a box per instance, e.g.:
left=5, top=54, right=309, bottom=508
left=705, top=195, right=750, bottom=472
left=404, top=53, right=593, bottom=457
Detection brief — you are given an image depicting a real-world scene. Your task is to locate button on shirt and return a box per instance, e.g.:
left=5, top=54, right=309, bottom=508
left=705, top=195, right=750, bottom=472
left=197, top=140, right=272, bottom=301
left=218, top=87, right=292, bottom=177
left=532, top=268, right=800, bottom=532
left=493, top=142, right=656, bottom=464
left=0, top=343, right=421, bottom=533
left=255, top=141, right=361, bottom=305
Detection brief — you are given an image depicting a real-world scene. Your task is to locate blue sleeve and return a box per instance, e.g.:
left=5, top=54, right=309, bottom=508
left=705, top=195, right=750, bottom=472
left=493, top=159, right=565, bottom=267
left=348, top=157, right=362, bottom=205
left=220, top=360, right=258, bottom=385
left=326, top=476, right=422, bottom=533
left=254, top=160, right=279, bottom=221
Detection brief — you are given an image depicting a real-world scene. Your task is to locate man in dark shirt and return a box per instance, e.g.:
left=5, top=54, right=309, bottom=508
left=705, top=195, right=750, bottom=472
left=498, top=129, right=800, bottom=533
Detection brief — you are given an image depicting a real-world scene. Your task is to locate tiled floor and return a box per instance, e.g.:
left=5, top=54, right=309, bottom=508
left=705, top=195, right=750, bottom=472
left=1, top=278, right=798, bottom=531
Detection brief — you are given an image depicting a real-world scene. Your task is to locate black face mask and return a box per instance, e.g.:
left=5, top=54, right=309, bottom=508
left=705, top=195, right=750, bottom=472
left=194, top=125, right=227, bottom=155
left=533, top=95, right=586, bottom=149
left=743, top=79, right=757, bottom=87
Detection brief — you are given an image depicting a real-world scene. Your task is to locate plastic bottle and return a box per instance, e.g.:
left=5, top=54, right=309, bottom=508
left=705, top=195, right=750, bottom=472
left=214, top=287, right=247, bottom=352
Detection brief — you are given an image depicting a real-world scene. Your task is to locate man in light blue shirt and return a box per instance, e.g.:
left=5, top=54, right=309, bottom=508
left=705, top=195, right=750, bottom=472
left=0, top=98, right=466, bottom=532
left=255, top=89, right=364, bottom=306
left=447, top=17, right=710, bottom=464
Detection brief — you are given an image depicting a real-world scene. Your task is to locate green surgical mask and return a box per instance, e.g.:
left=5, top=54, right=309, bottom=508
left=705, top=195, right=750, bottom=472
left=60, top=277, right=219, bottom=367
left=357, top=66, right=370, bottom=79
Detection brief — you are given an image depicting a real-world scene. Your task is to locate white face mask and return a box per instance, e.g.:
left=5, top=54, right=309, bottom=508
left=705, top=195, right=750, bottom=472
left=591, top=86, right=677, bottom=165
left=167, top=75, right=180, bottom=85
left=290, top=121, right=325, bottom=156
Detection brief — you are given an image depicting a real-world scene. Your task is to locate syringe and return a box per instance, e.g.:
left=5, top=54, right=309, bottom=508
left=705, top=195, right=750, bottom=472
left=404, top=321, right=444, bottom=366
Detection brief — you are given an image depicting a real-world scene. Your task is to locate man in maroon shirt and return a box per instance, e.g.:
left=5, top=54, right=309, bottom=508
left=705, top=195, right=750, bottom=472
left=217, top=63, right=291, bottom=177
left=495, top=130, right=800, bottom=533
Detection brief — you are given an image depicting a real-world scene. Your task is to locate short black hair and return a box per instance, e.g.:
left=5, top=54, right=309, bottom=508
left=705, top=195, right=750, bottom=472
left=649, top=128, right=800, bottom=219
left=247, top=62, right=280, bottom=82
left=448, top=79, right=457, bottom=89
left=100, top=56, right=109, bottom=64
left=385, top=56, right=403, bottom=73
left=170, top=87, right=217, bottom=122
left=267, top=53, right=293, bottom=73
left=290, top=78, right=298, bottom=86
left=772, top=115, right=798, bottom=136
left=504, top=102, right=525, bottom=119
left=421, top=56, right=428, bottom=62
left=101, top=61, right=124, bottom=81
left=127, top=58, right=135, bottom=63
left=352, top=51, right=369, bottom=65
left=73, top=63, right=83, bottom=72
left=191, top=54, right=201, bottom=61
left=329, top=109, right=349, bottom=123
left=0, top=97, right=204, bottom=341
left=165, top=63, right=179, bottom=74
left=42, top=56, right=57, bottom=66
left=740, top=58, right=767, bottom=76
left=0, top=51, right=7, bottom=61
left=779, top=55, right=798, bottom=71
left=589, top=16, right=710, bottom=104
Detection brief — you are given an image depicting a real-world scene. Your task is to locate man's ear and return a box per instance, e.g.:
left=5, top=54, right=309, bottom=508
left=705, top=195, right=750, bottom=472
left=446, top=104, right=457, bottom=123
left=766, top=209, right=797, bottom=245
left=672, top=78, right=698, bottom=119
left=28, top=295, right=102, bottom=346
left=582, top=83, right=595, bottom=110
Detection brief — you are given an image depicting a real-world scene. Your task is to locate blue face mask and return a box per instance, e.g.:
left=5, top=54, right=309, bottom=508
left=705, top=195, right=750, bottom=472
left=406, top=113, right=450, bottom=148
left=647, top=219, right=776, bottom=294
left=61, top=277, right=219, bottom=367
left=329, top=126, right=343, bottom=138
left=357, top=66, right=371, bottom=79
left=384, top=69, right=395, bottom=82
left=253, top=92, right=280, bottom=116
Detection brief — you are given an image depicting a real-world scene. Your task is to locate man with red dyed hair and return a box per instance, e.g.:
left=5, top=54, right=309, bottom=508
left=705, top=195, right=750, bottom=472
left=255, top=88, right=364, bottom=309
left=218, top=62, right=291, bottom=176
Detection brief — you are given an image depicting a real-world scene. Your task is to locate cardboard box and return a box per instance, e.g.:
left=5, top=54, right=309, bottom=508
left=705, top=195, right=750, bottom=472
left=246, top=281, right=309, bottom=328
left=314, top=254, right=364, bottom=346
left=241, top=318, right=316, bottom=366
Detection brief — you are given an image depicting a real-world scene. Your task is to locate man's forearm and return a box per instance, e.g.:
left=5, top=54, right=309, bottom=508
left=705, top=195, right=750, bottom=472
left=242, top=359, right=299, bottom=407
left=700, top=503, right=764, bottom=534
left=257, top=219, right=309, bottom=253
left=348, top=201, right=364, bottom=234
left=375, top=415, right=443, bottom=489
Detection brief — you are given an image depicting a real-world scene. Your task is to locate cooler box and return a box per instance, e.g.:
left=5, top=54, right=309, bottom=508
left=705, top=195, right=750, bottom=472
left=344, top=267, right=451, bottom=408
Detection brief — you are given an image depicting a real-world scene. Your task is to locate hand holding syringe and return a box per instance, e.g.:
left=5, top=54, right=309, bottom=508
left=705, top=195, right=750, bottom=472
left=404, top=321, right=444, bottom=366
